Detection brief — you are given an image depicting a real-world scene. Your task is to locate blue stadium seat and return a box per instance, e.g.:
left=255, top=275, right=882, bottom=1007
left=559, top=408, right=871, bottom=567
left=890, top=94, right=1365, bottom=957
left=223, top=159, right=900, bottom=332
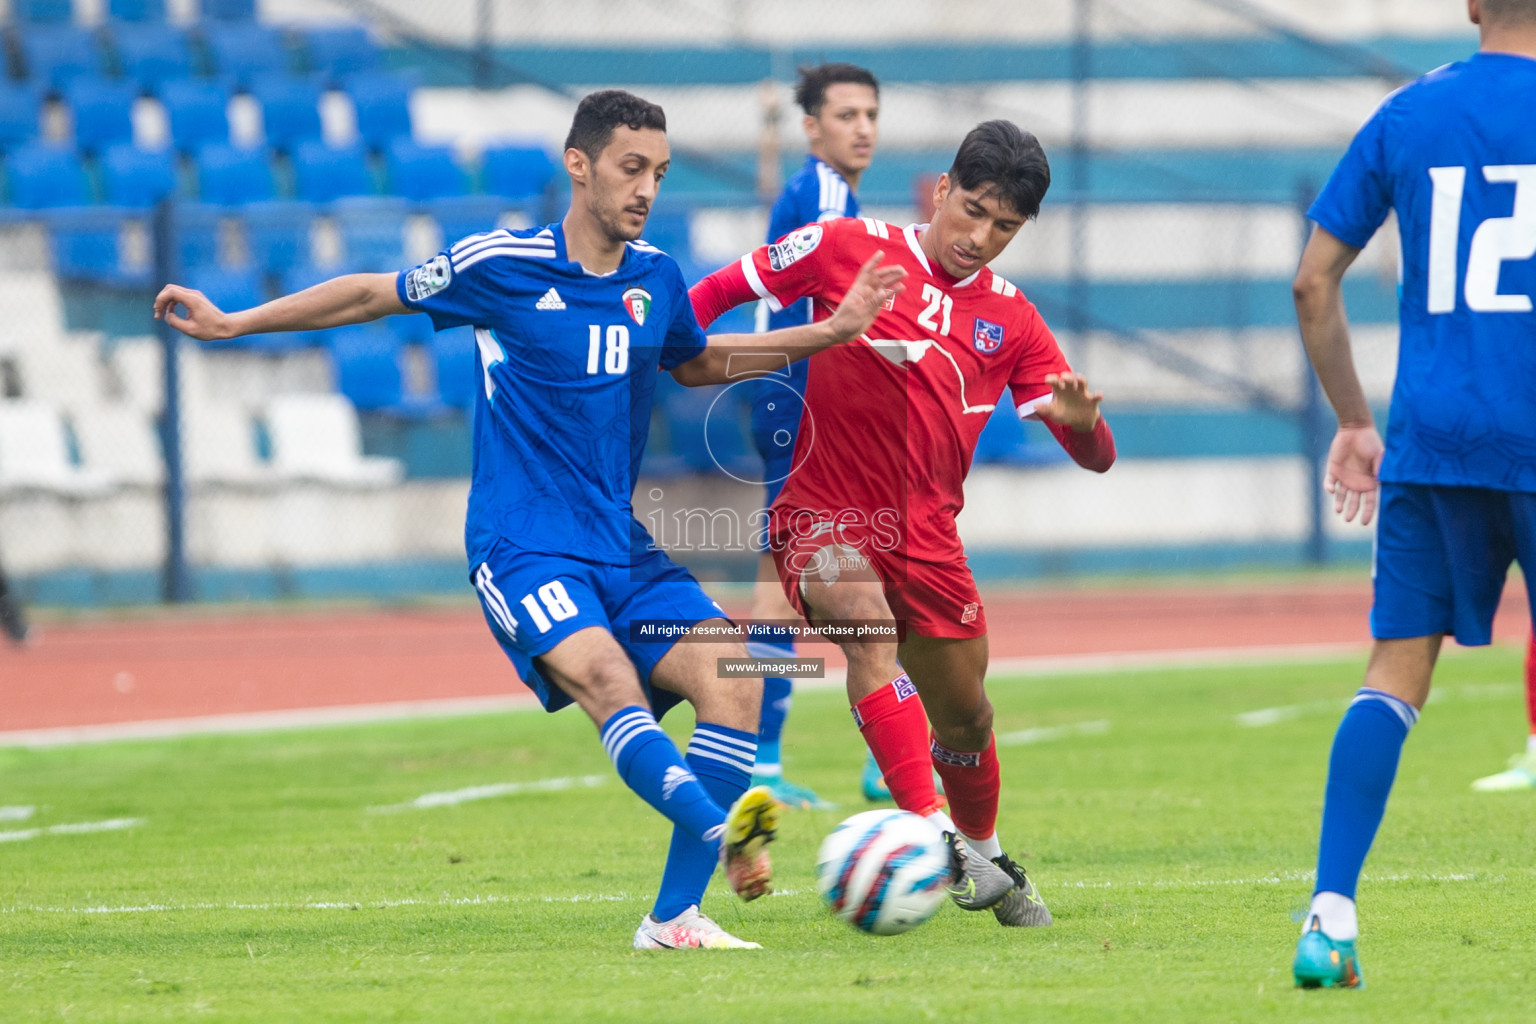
left=186, top=266, right=280, bottom=349
left=348, top=71, right=413, bottom=151
left=638, top=208, right=691, bottom=262
left=972, top=402, right=1069, bottom=466
left=66, top=79, right=139, bottom=153
left=201, top=24, right=289, bottom=88
left=101, top=145, right=177, bottom=208
left=331, top=324, right=405, bottom=411
left=250, top=75, right=323, bottom=151
left=160, top=79, right=230, bottom=152
left=196, top=144, right=275, bottom=204
left=169, top=201, right=222, bottom=275
left=302, top=25, right=379, bottom=84
left=292, top=141, right=372, bottom=202
left=45, top=206, right=137, bottom=284
left=425, top=195, right=508, bottom=246
left=109, top=0, right=166, bottom=21
left=388, top=312, right=433, bottom=345
left=110, top=23, right=193, bottom=89
left=18, top=26, right=109, bottom=92
left=0, top=84, right=43, bottom=151
left=386, top=140, right=467, bottom=201
left=661, top=379, right=755, bottom=476
left=12, top=0, right=72, bottom=24
left=331, top=195, right=407, bottom=270
left=243, top=201, right=315, bottom=273
left=201, top=0, right=255, bottom=20
left=7, top=144, right=90, bottom=208
left=431, top=326, right=476, bottom=410
left=481, top=144, right=557, bottom=199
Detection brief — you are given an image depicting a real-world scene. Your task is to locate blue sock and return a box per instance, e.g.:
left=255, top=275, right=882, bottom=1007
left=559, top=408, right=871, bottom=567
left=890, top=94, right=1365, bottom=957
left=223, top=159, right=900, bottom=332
left=600, top=706, right=726, bottom=844
left=749, top=627, right=795, bottom=777
left=654, top=722, right=757, bottom=921
left=1314, top=688, right=1419, bottom=900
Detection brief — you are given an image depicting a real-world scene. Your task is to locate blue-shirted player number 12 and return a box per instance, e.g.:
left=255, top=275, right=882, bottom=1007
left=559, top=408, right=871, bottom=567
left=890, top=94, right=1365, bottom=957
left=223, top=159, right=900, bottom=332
left=521, top=581, right=578, bottom=633
left=1427, top=164, right=1536, bottom=313
left=587, top=324, right=630, bottom=375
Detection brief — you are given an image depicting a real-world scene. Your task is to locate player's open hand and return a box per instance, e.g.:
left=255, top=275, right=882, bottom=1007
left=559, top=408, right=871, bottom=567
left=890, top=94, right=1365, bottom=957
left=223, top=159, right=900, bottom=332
left=1034, top=372, right=1103, bottom=433
left=827, top=251, right=906, bottom=342
left=1325, top=424, right=1383, bottom=524
left=154, top=284, right=236, bottom=342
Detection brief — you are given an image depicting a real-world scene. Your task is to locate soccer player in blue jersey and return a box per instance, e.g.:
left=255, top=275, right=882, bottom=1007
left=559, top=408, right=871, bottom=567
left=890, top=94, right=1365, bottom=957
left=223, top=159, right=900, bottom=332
left=745, top=63, right=885, bottom=808
left=1289, top=0, right=1536, bottom=988
left=153, top=90, right=903, bottom=950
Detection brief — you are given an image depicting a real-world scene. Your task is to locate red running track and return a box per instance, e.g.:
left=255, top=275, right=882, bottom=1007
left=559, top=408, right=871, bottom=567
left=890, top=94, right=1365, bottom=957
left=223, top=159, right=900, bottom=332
left=1, top=581, right=1528, bottom=733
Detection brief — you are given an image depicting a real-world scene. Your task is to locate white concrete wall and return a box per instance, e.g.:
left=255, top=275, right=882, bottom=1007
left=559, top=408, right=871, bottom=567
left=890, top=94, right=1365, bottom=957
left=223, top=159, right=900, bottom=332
left=260, top=0, right=1476, bottom=44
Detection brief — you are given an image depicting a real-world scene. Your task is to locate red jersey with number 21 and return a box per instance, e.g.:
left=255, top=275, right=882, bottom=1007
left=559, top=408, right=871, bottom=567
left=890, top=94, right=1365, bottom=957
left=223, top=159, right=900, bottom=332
left=729, top=216, right=1076, bottom=563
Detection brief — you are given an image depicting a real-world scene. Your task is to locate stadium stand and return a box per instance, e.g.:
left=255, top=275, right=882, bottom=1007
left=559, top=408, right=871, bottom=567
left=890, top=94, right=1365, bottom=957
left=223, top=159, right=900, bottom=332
left=302, top=24, right=381, bottom=84
left=101, top=145, right=177, bottom=208
left=349, top=72, right=415, bottom=151
left=109, top=23, right=194, bottom=90
left=16, top=25, right=107, bottom=91
left=0, top=84, right=42, bottom=152
left=161, top=80, right=232, bottom=153
left=196, top=144, right=277, bottom=204
left=65, top=79, right=139, bottom=153
left=250, top=75, right=324, bottom=151
left=201, top=24, right=290, bottom=87
left=291, top=140, right=372, bottom=202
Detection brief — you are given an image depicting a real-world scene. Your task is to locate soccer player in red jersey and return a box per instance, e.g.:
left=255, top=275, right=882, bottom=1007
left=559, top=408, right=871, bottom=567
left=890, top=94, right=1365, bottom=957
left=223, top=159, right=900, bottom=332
left=691, top=120, right=1115, bottom=926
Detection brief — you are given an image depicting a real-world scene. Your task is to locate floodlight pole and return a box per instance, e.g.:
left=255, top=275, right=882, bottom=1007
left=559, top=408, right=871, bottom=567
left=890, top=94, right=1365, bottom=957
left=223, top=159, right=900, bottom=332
left=1296, top=181, right=1328, bottom=566
left=154, top=199, right=192, bottom=603
left=1068, top=0, right=1091, bottom=359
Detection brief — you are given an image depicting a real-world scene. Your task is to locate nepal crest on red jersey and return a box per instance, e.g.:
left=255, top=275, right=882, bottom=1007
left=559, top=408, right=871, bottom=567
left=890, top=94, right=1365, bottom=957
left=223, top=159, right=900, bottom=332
left=973, top=317, right=1005, bottom=354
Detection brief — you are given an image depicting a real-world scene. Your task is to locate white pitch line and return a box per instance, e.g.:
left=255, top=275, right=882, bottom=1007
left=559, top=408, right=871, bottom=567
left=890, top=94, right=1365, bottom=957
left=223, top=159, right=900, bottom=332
left=368, top=774, right=608, bottom=814
left=997, top=719, right=1111, bottom=746
left=0, top=817, right=143, bottom=844
left=0, top=805, right=35, bottom=822
left=1236, top=681, right=1527, bottom=728
left=1, top=870, right=1502, bottom=918
left=0, top=640, right=1376, bottom=751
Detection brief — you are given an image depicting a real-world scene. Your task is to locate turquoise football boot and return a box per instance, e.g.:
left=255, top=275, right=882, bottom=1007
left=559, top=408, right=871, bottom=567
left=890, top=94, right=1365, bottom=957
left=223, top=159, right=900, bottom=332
left=1293, top=917, right=1364, bottom=989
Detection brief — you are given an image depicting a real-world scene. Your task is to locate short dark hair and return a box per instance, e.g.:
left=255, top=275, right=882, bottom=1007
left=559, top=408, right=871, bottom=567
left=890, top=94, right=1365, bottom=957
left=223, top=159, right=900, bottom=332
left=1481, top=0, right=1536, bottom=23
left=948, top=120, right=1051, bottom=221
left=564, top=89, right=667, bottom=160
left=794, top=63, right=880, bottom=117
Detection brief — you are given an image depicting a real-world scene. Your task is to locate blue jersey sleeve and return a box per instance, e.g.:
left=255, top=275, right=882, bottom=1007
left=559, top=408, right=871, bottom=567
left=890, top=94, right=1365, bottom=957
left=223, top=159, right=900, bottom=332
left=396, top=248, right=500, bottom=331
left=1309, top=102, right=1394, bottom=249
left=659, top=261, right=708, bottom=370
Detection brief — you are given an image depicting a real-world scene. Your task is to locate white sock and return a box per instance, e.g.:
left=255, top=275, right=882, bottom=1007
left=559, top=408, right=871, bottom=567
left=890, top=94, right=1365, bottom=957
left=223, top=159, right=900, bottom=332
left=1304, top=891, right=1358, bottom=941
left=961, top=831, right=1004, bottom=860
left=1526, top=734, right=1536, bottom=756
left=925, top=810, right=956, bottom=835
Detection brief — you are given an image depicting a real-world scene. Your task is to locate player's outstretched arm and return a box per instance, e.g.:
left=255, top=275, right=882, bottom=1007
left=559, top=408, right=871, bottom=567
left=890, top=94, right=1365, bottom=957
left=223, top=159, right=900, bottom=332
left=153, top=273, right=407, bottom=342
left=1033, top=372, right=1116, bottom=473
left=1293, top=224, right=1383, bottom=524
left=671, top=252, right=904, bottom=386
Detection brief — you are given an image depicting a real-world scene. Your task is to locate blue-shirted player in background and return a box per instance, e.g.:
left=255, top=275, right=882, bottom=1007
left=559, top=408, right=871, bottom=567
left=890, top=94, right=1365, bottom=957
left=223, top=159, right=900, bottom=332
left=745, top=63, right=888, bottom=807
left=1289, top=0, right=1536, bottom=988
left=154, top=90, right=904, bottom=951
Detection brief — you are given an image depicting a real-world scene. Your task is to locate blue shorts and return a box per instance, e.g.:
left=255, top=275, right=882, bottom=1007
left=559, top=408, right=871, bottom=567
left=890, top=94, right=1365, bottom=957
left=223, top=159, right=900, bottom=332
left=470, top=542, right=728, bottom=716
left=1372, top=482, right=1536, bottom=646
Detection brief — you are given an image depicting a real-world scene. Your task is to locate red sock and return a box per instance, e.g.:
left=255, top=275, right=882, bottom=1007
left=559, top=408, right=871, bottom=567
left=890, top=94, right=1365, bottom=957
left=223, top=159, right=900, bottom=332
left=1525, top=632, right=1536, bottom=737
left=853, top=675, right=945, bottom=817
left=930, top=733, right=1000, bottom=842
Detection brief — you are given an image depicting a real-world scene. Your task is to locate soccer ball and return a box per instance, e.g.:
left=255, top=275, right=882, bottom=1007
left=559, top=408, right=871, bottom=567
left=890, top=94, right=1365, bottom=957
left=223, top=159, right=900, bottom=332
left=815, top=809, right=951, bottom=935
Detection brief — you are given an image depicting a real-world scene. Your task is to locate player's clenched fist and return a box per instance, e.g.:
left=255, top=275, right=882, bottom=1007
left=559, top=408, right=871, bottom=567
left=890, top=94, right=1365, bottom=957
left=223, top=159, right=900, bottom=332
left=154, top=284, right=236, bottom=342
left=826, top=251, right=906, bottom=343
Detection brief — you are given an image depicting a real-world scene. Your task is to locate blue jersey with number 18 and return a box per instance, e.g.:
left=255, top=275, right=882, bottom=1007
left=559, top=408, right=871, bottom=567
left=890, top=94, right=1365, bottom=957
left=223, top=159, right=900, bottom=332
left=396, top=222, right=708, bottom=567
left=1309, top=52, right=1536, bottom=491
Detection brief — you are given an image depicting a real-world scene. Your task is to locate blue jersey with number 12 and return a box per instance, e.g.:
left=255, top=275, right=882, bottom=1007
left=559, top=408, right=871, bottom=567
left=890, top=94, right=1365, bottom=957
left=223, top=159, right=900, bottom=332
left=1309, top=52, right=1536, bottom=491
left=396, top=222, right=708, bottom=567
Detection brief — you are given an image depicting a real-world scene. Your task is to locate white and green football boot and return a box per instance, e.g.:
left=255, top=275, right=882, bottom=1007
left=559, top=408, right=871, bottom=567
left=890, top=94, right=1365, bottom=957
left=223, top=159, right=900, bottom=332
left=1470, top=750, right=1536, bottom=792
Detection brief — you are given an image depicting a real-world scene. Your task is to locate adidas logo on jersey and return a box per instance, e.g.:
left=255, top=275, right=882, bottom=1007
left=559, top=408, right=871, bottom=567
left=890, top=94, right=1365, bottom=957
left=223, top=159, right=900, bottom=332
left=535, top=287, right=566, bottom=310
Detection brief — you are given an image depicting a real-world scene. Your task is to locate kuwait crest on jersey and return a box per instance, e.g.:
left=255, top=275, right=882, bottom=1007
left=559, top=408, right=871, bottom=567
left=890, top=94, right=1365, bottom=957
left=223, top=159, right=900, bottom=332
left=622, top=287, right=651, bottom=326
left=973, top=317, right=1005, bottom=354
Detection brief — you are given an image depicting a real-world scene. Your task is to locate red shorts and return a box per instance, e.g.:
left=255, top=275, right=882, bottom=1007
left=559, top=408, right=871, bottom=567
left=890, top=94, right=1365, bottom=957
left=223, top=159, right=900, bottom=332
left=768, top=516, right=987, bottom=640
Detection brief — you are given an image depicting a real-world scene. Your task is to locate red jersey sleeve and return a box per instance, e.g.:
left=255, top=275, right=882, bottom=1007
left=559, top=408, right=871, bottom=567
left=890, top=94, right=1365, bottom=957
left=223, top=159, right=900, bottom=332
left=737, top=220, right=840, bottom=314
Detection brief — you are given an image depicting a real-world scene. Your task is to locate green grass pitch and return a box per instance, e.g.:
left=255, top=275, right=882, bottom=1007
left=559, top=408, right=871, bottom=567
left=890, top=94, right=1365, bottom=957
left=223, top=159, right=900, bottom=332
left=3, top=648, right=1533, bottom=1022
